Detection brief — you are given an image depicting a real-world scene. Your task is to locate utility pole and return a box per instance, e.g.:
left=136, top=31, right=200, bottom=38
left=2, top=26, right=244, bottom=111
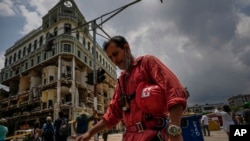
left=92, top=20, right=99, bottom=141
left=72, top=1, right=142, bottom=140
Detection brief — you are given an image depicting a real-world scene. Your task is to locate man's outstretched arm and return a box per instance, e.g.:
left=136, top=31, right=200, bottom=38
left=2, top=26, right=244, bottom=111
left=76, top=119, right=107, bottom=141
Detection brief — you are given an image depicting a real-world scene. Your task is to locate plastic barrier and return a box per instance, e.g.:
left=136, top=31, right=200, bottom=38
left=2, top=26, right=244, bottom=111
left=208, top=120, right=220, bottom=131
left=181, top=115, right=204, bottom=141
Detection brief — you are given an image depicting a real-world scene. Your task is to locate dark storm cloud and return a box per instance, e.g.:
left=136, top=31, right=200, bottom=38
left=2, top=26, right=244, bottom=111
left=75, top=0, right=250, bottom=106
left=1, top=0, right=250, bottom=106
left=164, top=0, right=238, bottom=48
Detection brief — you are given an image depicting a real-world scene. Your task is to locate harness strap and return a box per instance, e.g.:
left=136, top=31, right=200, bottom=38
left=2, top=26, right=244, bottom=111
left=127, top=92, right=135, bottom=101
left=126, top=117, right=166, bottom=133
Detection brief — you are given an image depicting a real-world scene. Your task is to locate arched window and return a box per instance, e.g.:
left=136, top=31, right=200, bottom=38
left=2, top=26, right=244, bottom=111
left=39, top=36, right=43, bottom=46
left=54, top=27, right=58, bottom=36
left=64, top=23, right=71, bottom=34
left=34, top=40, right=37, bottom=50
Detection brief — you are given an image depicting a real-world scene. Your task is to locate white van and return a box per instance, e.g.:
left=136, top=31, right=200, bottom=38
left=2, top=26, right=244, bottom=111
left=10, top=129, right=33, bottom=141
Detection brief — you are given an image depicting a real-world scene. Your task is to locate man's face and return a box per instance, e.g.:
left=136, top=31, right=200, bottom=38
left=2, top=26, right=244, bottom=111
left=106, top=42, right=125, bottom=70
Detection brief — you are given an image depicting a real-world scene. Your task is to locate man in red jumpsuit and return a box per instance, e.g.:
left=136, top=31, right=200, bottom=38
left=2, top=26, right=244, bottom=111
left=77, top=36, right=187, bottom=141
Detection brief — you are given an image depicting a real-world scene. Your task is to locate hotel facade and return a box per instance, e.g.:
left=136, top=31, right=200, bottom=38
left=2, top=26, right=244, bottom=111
left=0, top=0, right=118, bottom=135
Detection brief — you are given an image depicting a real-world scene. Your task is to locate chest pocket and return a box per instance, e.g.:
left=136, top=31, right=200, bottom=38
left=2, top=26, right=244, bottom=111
left=133, top=62, right=153, bottom=87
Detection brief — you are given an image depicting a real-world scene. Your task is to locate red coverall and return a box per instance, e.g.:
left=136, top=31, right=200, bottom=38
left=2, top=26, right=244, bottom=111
left=103, top=55, right=187, bottom=141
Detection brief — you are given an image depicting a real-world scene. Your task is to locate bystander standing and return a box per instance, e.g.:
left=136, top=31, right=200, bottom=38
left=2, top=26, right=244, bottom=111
left=0, top=118, right=8, bottom=141
left=201, top=112, right=210, bottom=136
left=243, top=102, right=250, bottom=125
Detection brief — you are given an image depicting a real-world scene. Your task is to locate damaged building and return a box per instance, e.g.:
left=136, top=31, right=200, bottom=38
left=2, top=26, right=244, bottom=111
left=0, top=0, right=118, bottom=136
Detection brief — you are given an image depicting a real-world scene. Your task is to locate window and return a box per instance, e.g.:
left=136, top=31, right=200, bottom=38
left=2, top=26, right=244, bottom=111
left=5, top=59, right=7, bottom=67
left=31, top=59, right=34, bottom=67
left=18, top=50, right=21, bottom=59
left=87, top=42, right=91, bottom=51
left=89, top=60, right=92, bottom=67
left=64, top=44, right=71, bottom=52
left=65, top=94, right=71, bottom=102
left=83, top=37, right=85, bottom=46
left=54, top=18, right=57, bottom=23
left=34, top=40, right=37, bottom=50
left=39, top=36, right=43, bottom=46
left=37, top=56, right=40, bottom=63
left=54, top=27, right=58, bottom=36
left=28, top=43, right=31, bottom=53
left=52, top=49, right=55, bottom=56
left=25, top=62, right=28, bottom=69
left=13, top=53, right=16, bottom=62
left=23, top=47, right=26, bottom=56
left=84, top=56, right=87, bottom=63
left=77, top=50, right=81, bottom=58
left=9, top=56, right=12, bottom=64
left=76, top=31, right=79, bottom=40
left=46, top=32, right=53, bottom=39
left=64, top=23, right=71, bottom=34
left=44, top=52, right=47, bottom=60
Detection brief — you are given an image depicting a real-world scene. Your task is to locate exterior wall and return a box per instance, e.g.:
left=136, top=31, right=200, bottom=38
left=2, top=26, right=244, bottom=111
left=228, top=94, right=250, bottom=107
left=0, top=0, right=117, bottom=135
left=187, top=103, right=224, bottom=114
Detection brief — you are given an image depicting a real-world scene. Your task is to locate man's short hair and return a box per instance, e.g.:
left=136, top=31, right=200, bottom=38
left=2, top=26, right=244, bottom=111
left=59, top=111, right=64, bottom=118
left=46, top=116, right=52, bottom=121
left=103, top=35, right=128, bottom=51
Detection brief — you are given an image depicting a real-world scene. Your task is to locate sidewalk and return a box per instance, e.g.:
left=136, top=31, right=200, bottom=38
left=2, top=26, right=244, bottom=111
left=203, top=129, right=228, bottom=141
left=68, top=129, right=228, bottom=141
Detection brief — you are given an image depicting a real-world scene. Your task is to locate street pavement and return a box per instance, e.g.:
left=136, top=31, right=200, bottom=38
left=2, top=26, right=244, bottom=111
left=203, top=129, right=228, bottom=141
left=68, top=129, right=228, bottom=141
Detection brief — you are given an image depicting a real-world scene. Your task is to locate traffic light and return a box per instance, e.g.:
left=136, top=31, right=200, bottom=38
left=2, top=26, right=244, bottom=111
left=86, top=72, right=94, bottom=85
left=97, top=68, right=106, bottom=83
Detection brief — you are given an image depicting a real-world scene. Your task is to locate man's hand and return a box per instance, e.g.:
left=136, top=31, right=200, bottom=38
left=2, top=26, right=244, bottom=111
left=76, top=132, right=92, bottom=141
left=168, top=104, right=184, bottom=141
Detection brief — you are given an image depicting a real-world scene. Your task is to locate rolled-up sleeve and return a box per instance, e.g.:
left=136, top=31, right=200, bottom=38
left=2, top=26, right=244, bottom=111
left=143, top=55, right=187, bottom=111
left=102, top=84, right=123, bottom=128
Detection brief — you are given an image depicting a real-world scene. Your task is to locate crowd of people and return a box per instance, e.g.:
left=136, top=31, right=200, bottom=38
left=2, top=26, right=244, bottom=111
left=0, top=110, right=99, bottom=141
left=200, top=103, right=250, bottom=141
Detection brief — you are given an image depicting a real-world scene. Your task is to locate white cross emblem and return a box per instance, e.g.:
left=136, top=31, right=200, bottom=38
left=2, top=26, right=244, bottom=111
left=141, top=87, right=151, bottom=98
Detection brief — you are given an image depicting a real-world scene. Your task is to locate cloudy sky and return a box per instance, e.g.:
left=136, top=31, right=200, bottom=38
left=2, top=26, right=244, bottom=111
left=1, top=0, right=250, bottom=106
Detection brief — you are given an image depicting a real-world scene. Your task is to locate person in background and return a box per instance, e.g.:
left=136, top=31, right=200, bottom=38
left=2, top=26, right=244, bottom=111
left=33, top=122, right=42, bottom=141
left=232, top=113, right=238, bottom=125
left=42, top=116, right=54, bottom=141
left=73, top=111, right=95, bottom=137
left=76, top=35, right=187, bottom=141
left=214, top=105, right=234, bottom=140
left=236, top=114, right=244, bottom=125
left=243, top=102, right=250, bottom=125
left=101, top=128, right=109, bottom=141
left=0, top=118, right=8, bottom=141
left=54, top=111, right=68, bottom=141
left=201, top=112, right=210, bottom=136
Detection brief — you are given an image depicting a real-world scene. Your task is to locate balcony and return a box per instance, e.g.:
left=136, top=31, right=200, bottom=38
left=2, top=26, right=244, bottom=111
left=87, top=97, right=93, bottom=103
